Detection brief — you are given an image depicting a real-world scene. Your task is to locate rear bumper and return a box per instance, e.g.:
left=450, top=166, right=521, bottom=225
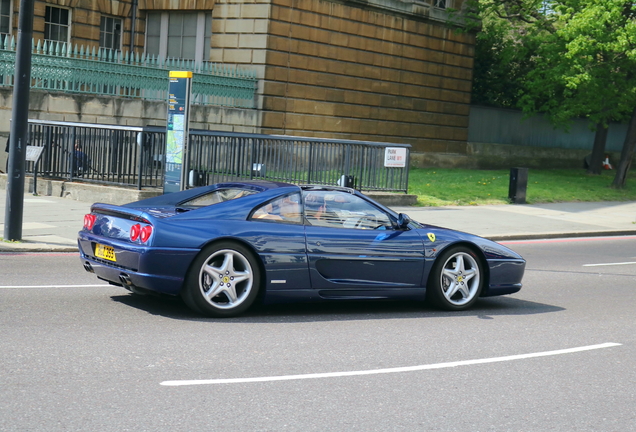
left=78, top=234, right=198, bottom=296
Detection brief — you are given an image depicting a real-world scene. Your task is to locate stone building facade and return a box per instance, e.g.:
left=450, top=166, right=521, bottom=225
left=2, top=0, right=475, bottom=157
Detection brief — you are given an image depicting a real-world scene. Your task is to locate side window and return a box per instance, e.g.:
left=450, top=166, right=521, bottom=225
left=251, top=193, right=302, bottom=223
left=303, top=191, right=393, bottom=230
left=180, top=188, right=258, bottom=208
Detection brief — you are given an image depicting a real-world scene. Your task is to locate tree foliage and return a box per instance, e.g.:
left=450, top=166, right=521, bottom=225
left=472, top=0, right=636, bottom=185
left=471, top=15, right=536, bottom=108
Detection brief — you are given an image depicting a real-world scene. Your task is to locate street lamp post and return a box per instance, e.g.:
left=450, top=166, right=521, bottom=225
left=3, top=0, right=35, bottom=241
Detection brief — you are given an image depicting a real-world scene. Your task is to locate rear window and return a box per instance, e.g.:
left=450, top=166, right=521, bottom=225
left=179, top=188, right=259, bottom=208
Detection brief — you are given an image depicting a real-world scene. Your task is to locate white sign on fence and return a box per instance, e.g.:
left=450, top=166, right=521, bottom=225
left=26, top=145, right=45, bottom=162
left=384, top=147, right=406, bottom=168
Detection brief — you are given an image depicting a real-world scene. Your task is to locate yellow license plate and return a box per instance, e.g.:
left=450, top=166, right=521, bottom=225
left=95, top=244, right=116, bottom=262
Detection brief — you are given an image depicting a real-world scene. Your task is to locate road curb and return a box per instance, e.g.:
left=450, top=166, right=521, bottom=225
left=488, top=230, right=636, bottom=242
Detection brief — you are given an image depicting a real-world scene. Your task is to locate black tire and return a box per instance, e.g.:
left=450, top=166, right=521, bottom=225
left=182, top=241, right=261, bottom=317
left=427, top=246, right=484, bottom=311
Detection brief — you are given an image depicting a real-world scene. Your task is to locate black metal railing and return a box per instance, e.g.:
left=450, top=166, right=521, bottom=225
left=188, top=131, right=410, bottom=193
left=27, top=120, right=165, bottom=189
left=26, top=120, right=410, bottom=193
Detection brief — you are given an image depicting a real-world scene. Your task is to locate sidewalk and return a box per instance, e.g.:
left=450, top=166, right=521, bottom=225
left=1, top=187, right=636, bottom=252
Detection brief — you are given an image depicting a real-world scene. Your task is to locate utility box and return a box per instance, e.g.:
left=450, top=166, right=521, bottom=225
left=509, top=167, right=528, bottom=204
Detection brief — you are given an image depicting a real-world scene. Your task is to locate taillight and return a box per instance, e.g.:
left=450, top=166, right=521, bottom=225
left=140, top=225, right=153, bottom=243
left=130, top=224, right=152, bottom=243
left=130, top=224, right=141, bottom=241
left=84, top=214, right=96, bottom=230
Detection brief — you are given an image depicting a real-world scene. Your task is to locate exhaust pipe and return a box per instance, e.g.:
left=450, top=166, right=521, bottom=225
left=119, top=273, right=148, bottom=295
left=119, top=273, right=133, bottom=286
left=83, top=262, right=94, bottom=273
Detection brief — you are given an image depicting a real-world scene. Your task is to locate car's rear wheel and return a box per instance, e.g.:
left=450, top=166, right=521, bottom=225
left=427, top=246, right=483, bottom=311
left=182, top=242, right=261, bottom=317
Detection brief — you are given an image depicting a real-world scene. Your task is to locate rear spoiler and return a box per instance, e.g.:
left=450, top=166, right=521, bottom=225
left=91, top=203, right=152, bottom=224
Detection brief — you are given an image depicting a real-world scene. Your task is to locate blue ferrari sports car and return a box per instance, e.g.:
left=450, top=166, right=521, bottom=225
left=78, top=181, right=525, bottom=317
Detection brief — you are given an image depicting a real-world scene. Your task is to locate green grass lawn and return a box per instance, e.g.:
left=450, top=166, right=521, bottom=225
left=408, top=168, right=636, bottom=206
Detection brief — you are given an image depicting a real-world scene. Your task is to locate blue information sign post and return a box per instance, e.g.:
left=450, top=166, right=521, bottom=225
left=164, top=71, right=192, bottom=194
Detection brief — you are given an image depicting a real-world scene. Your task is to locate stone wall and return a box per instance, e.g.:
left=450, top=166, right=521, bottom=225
left=0, top=88, right=259, bottom=130
left=259, top=0, right=475, bottom=154
left=209, top=0, right=272, bottom=110
left=206, top=0, right=475, bottom=153
left=412, top=142, right=597, bottom=170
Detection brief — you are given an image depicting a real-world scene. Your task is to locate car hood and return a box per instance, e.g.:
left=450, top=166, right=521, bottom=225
left=414, top=224, right=524, bottom=261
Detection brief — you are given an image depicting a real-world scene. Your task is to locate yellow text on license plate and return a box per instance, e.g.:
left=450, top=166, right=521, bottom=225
left=95, top=244, right=116, bottom=262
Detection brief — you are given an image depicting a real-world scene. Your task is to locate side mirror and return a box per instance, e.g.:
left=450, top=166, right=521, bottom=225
left=397, top=213, right=411, bottom=230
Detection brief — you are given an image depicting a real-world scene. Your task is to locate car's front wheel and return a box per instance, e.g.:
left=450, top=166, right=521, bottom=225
left=427, top=246, right=484, bottom=311
left=182, top=242, right=261, bottom=317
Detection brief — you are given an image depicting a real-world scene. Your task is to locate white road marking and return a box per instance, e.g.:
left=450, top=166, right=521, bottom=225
left=583, top=262, right=636, bottom=267
left=0, top=284, right=109, bottom=289
left=161, top=342, right=621, bottom=387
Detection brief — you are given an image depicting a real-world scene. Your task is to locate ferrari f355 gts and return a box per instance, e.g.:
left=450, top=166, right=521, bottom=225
left=78, top=181, right=525, bottom=317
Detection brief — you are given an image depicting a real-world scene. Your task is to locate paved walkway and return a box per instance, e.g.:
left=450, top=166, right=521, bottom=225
left=1, top=188, right=635, bottom=252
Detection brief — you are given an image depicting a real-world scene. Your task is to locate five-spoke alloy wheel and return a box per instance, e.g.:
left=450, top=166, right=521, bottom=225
left=182, top=242, right=261, bottom=317
left=427, top=246, right=484, bottom=311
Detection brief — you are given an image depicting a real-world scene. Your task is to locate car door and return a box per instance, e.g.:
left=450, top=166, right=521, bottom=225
left=303, top=190, right=425, bottom=289
left=246, top=192, right=310, bottom=291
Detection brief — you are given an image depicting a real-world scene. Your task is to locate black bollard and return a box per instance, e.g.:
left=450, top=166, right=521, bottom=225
left=508, top=167, right=528, bottom=204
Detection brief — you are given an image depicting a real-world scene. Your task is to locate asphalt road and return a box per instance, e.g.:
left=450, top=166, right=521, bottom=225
left=1, top=237, right=635, bottom=431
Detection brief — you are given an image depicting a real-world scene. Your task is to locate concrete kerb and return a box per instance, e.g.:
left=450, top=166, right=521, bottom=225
left=0, top=242, right=78, bottom=253
left=487, top=230, right=636, bottom=242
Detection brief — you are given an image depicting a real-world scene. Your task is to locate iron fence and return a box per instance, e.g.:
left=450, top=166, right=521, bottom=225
left=27, top=120, right=165, bottom=189
left=26, top=120, right=410, bottom=193
left=188, top=131, right=411, bottom=193
left=0, top=38, right=257, bottom=108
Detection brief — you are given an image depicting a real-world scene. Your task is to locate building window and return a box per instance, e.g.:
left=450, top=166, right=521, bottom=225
left=433, top=0, right=449, bottom=9
left=0, top=0, right=11, bottom=45
left=0, top=0, right=10, bottom=33
left=100, top=16, right=122, bottom=52
left=145, top=12, right=211, bottom=63
left=45, top=6, right=70, bottom=44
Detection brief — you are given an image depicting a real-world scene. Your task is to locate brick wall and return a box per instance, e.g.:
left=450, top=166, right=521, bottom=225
left=260, top=0, right=475, bottom=154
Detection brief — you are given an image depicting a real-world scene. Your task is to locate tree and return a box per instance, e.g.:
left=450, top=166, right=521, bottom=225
left=472, top=0, right=636, bottom=184
left=471, top=15, right=536, bottom=108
